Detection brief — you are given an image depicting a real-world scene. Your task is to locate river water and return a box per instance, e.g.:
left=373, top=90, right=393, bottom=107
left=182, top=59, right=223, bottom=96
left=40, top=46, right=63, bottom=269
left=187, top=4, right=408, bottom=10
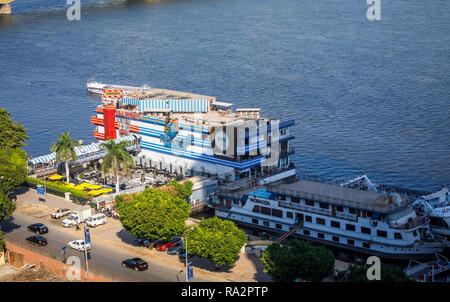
left=0, top=0, right=449, bottom=191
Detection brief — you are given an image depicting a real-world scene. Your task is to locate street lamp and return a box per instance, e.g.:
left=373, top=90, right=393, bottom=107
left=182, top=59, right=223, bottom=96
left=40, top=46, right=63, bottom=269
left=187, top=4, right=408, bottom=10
left=185, top=226, right=194, bottom=282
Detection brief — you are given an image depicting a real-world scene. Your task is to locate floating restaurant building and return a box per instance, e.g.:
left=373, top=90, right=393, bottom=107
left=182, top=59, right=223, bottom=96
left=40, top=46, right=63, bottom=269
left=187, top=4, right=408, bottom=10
left=90, top=87, right=296, bottom=189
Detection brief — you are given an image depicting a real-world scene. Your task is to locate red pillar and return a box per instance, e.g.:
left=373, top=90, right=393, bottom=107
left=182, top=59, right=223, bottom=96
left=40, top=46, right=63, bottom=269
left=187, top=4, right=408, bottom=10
left=103, top=105, right=117, bottom=140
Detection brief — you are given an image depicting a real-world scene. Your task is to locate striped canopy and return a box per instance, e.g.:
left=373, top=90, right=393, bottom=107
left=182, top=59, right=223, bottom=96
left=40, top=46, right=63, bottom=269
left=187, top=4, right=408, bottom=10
left=29, top=135, right=137, bottom=165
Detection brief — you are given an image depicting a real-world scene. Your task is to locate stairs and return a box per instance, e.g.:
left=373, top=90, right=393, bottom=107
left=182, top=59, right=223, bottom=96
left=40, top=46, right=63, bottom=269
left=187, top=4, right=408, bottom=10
left=274, top=222, right=303, bottom=243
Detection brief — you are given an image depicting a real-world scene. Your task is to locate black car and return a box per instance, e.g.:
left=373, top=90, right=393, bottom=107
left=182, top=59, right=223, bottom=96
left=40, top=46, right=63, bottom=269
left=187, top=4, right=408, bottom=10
left=122, top=258, right=148, bottom=271
left=135, top=238, right=150, bottom=248
left=167, top=241, right=183, bottom=255
left=26, top=235, right=48, bottom=246
left=7, top=191, right=17, bottom=202
left=178, top=249, right=194, bottom=259
left=27, top=223, right=49, bottom=234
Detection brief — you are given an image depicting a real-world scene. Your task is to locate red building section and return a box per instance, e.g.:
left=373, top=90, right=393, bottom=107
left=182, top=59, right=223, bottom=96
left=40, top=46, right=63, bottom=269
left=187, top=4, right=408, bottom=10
left=103, top=105, right=117, bottom=140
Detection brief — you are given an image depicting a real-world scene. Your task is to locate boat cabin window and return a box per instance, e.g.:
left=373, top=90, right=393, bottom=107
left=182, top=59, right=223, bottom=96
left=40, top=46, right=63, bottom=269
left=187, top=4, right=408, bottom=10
left=394, top=232, right=402, bottom=240
left=346, top=224, right=356, bottom=231
left=347, top=239, right=355, bottom=245
left=332, top=236, right=339, bottom=242
left=305, top=200, right=315, bottom=207
left=331, top=221, right=340, bottom=228
left=303, top=230, right=310, bottom=236
left=275, top=224, right=282, bottom=230
left=252, top=219, right=259, bottom=224
left=277, top=195, right=286, bottom=201
left=367, top=211, right=373, bottom=218
left=318, top=233, right=325, bottom=239
left=252, top=205, right=260, bottom=213
left=349, top=208, right=357, bottom=215
left=319, top=203, right=329, bottom=209
left=429, top=217, right=449, bottom=228
left=261, top=207, right=271, bottom=215
left=377, top=230, right=387, bottom=238
left=286, top=212, right=293, bottom=218
left=291, top=196, right=300, bottom=204
left=263, top=221, right=269, bottom=227
left=305, top=216, right=312, bottom=222
left=336, top=205, right=344, bottom=212
left=272, top=209, right=283, bottom=218
left=316, top=218, right=326, bottom=225
left=361, top=227, right=371, bottom=235
left=363, top=242, right=370, bottom=249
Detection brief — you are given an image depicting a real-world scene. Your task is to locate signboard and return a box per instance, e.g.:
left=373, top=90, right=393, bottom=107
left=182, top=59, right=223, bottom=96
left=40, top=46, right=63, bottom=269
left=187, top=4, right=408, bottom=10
left=84, top=228, right=91, bottom=245
left=187, top=262, right=194, bottom=281
left=37, top=185, right=45, bottom=195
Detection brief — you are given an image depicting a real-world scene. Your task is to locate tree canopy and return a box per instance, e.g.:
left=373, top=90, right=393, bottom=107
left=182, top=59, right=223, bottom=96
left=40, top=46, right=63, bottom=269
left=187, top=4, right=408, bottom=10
left=0, top=148, right=27, bottom=193
left=116, top=181, right=192, bottom=241
left=0, top=108, right=29, bottom=149
left=262, top=239, right=335, bottom=282
left=186, top=217, right=247, bottom=268
left=50, top=132, right=79, bottom=182
left=345, top=264, right=416, bottom=282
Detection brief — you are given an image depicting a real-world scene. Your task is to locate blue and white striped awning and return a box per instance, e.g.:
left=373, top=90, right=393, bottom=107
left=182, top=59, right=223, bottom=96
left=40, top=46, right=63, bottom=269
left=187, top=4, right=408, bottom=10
left=122, top=98, right=210, bottom=113
left=29, top=135, right=137, bottom=165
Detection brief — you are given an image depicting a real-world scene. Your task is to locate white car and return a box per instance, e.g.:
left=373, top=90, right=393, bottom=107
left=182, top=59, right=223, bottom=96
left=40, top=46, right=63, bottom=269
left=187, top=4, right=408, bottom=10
left=68, top=240, right=91, bottom=251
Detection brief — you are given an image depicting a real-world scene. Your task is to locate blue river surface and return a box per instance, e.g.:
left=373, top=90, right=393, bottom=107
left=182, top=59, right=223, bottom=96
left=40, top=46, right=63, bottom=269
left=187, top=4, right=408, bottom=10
left=0, top=0, right=449, bottom=192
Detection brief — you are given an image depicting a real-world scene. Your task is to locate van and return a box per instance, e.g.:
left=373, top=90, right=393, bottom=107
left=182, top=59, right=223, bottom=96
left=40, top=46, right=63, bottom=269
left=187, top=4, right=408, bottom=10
left=85, top=214, right=107, bottom=227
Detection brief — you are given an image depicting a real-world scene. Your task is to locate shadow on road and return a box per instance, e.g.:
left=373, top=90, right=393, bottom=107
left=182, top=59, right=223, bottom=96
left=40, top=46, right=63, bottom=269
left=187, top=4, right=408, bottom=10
left=0, top=216, right=22, bottom=234
left=116, top=229, right=138, bottom=246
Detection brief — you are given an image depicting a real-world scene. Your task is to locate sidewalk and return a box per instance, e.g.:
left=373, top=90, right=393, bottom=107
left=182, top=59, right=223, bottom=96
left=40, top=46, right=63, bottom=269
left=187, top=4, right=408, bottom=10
left=14, top=187, right=272, bottom=282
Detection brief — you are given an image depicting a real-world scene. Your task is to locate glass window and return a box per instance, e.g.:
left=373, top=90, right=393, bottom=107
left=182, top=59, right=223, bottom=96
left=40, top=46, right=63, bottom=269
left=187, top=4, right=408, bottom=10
left=332, top=236, right=339, bottom=242
left=305, top=216, right=312, bottom=222
left=361, top=227, right=371, bottom=235
left=318, top=233, right=325, bottom=239
left=252, top=219, right=258, bottom=224
left=336, top=205, right=344, bottom=212
left=346, top=224, right=356, bottom=231
left=319, top=203, right=329, bottom=209
left=252, top=205, right=260, bottom=213
left=286, top=212, right=293, bottom=218
left=275, top=224, right=282, bottom=230
left=263, top=221, right=270, bottom=227
left=272, top=209, right=283, bottom=218
left=316, top=218, right=326, bottom=225
left=291, top=196, right=300, bottom=204
left=347, top=239, right=355, bottom=245
left=305, top=200, right=315, bottom=207
left=261, top=207, right=271, bottom=215
left=394, top=232, right=402, bottom=240
left=349, top=208, right=357, bottom=215
left=377, top=230, right=387, bottom=238
left=331, top=221, right=340, bottom=228
left=363, top=242, right=370, bottom=249
left=303, top=230, right=310, bottom=236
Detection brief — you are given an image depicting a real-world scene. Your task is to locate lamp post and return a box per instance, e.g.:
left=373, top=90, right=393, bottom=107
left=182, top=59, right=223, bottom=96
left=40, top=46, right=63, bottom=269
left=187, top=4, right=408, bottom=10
left=185, top=226, right=194, bottom=282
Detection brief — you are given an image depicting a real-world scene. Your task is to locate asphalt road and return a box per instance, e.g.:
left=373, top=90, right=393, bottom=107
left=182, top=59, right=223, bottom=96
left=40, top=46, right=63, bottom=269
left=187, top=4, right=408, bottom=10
left=0, top=212, right=211, bottom=282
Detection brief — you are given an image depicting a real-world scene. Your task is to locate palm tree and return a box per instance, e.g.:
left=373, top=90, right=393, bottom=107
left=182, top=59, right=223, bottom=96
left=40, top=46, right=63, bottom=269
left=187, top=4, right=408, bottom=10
left=50, top=132, right=79, bottom=182
left=100, top=139, right=135, bottom=194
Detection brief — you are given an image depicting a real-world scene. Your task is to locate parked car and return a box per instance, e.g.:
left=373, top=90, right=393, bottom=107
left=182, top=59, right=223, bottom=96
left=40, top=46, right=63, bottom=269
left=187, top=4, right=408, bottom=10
left=155, top=237, right=183, bottom=251
left=26, top=235, right=48, bottom=246
left=167, top=241, right=183, bottom=255
left=68, top=240, right=91, bottom=251
left=27, top=223, right=49, bottom=234
left=135, top=238, right=150, bottom=248
left=178, top=249, right=194, bottom=259
left=121, top=258, right=148, bottom=271
left=7, top=190, right=17, bottom=202
left=85, top=214, right=107, bottom=228
left=51, top=208, right=71, bottom=219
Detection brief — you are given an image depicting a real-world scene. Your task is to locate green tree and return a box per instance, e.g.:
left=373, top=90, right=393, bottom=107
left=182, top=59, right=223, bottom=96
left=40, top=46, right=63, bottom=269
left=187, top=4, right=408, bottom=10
left=186, top=217, right=247, bottom=268
left=100, top=139, right=134, bottom=194
left=262, top=239, right=335, bottom=282
left=0, top=108, right=29, bottom=149
left=0, top=148, right=27, bottom=193
left=345, top=264, right=415, bottom=282
left=116, top=182, right=191, bottom=241
left=50, top=132, right=79, bottom=182
left=0, top=191, right=16, bottom=251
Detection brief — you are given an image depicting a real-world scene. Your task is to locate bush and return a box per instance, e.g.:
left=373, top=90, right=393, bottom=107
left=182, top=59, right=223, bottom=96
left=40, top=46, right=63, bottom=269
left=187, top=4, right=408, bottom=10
left=26, top=177, right=92, bottom=200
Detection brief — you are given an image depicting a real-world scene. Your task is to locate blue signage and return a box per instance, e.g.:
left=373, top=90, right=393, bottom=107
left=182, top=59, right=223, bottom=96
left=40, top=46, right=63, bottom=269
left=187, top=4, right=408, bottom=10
left=187, top=262, right=193, bottom=281
left=37, top=186, right=45, bottom=195
left=84, top=228, right=91, bottom=245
